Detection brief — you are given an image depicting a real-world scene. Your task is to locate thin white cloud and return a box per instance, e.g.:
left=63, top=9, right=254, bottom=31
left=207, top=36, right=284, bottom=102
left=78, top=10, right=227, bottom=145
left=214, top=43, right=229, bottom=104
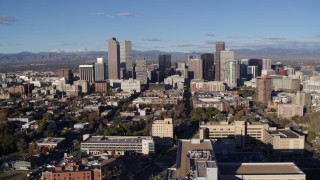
left=206, top=33, right=215, bottom=37
left=0, top=16, right=17, bottom=25
left=262, top=37, right=287, bottom=41
left=227, top=35, right=249, bottom=39
left=92, top=12, right=105, bottom=16
left=142, top=38, right=163, bottom=42
left=117, top=12, right=135, bottom=17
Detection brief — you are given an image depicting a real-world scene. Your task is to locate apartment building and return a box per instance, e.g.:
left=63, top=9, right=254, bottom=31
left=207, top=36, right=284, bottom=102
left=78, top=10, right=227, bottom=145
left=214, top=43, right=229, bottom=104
left=80, top=135, right=155, bottom=155
left=152, top=118, right=174, bottom=146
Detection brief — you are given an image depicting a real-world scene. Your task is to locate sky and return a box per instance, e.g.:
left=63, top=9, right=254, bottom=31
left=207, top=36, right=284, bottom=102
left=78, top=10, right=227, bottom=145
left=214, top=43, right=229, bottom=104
left=0, top=0, right=320, bottom=53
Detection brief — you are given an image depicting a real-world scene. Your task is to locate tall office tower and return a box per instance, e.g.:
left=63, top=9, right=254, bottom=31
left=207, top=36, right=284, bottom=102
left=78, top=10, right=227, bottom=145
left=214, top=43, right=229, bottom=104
left=249, top=59, right=263, bottom=76
left=247, top=66, right=258, bottom=80
left=120, top=40, right=132, bottom=78
left=214, top=41, right=225, bottom=81
left=262, top=59, right=272, bottom=70
left=79, top=65, right=94, bottom=83
left=220, top=50, right=235, bottom=82
left=240, top=59, right=249, bottom=79
left=108, top=37, right=120, bottom=80
left=159, top=54, right=172, bottom=82
left=135, top=58, right=148, bottom=85
left=224, top=60, right=240, bottom=89
left=94, top=58, right=106, bottom=81
left=201, top=53, right=215, bottom=81
left=187, top=58, right=203, bottom=80
left=57, top=69, right=73, bottom=84
left=256, top=76, right=272, bottom=104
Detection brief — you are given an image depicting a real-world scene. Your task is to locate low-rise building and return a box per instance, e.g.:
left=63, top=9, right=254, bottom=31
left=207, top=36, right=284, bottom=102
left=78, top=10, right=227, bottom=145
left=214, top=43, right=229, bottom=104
left=200, top=121, right=305, bottom=154
left=42, top=161, right=101, bottom=180
left=265, top=128, right=305, bottom=154
left=277, top=104, right=304, bottom=119
left=81, top=135, right=155, bottom=155
left=191, top=80, right=225, bottom=93
left=35, top=137, right=65, bottom=150
left=121, top=78, right=141, bottom=93
left=152, top=118, right=173, bottom=146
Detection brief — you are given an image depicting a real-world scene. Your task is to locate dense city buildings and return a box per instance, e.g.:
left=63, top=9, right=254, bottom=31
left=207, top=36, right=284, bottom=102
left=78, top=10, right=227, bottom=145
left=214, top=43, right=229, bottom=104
left=107, top=37, right=120, bottom=80
left=57, top=69, right=73, bottom=84
left=256, top=76, right=272, bottom=103
left=214, top=41, right=225, bottom=81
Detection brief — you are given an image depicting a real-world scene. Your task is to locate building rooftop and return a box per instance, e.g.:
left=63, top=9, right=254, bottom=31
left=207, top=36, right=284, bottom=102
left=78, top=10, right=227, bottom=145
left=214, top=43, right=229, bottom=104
left=36, top=137, right=65, bottom=144
left=171, top=139, right=214, bottom=179
left=219, top=162, right=304, bottom=175
left=82, top=136, right=152, bottom=144
left=267, top=129, right=300, bottom=138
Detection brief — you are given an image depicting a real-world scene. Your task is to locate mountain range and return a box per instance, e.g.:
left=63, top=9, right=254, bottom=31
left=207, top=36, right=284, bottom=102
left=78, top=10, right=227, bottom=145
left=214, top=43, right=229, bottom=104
left=1, top=48, right=320, bottom=64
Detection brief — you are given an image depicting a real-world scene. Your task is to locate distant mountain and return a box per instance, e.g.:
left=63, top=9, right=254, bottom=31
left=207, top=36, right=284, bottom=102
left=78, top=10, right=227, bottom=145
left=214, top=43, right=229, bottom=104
left=233, top=48, right=320, bottom=61
left=0, top=48, right=319, bottom=64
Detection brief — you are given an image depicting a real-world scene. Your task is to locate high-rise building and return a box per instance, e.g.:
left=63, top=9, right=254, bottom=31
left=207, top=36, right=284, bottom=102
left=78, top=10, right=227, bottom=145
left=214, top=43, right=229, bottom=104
left=108, top=37, right=120, bottom=80
left=247, top=66, right=258, bottom=80
left=187, top=58, right=203, bottom=80
left=240, top=59, right=249, bottom=79
left=256, top=76, right=272, bottom=104
left=135, top=58, right=148, bottom=85
left=201, top=53, right=215, bottom=81
left=220, top=50, right=235, bottom=82
left=262, top=59, right=272, bottom=70
left=249, top=59, right=263, bottom=76
left=159, top=54, right=172, bottom=82
left=94, top=58, right=106, bottom=81
left=224, top=60, right=240, bottom=89
left=79, top=65, right=94, bottom=83
left=214, top=41, right=225, bottom=81
left=57, top=69, right=73, bottom=84
left=120, top=41, right=132, bottom=69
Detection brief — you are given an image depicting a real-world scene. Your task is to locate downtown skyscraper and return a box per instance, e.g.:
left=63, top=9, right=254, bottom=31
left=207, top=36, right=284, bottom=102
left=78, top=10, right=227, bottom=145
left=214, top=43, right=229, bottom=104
left=108, top=37, right=120, bottom=80
left=159, top=54, right=172, bottom=82
left=201, top=53, right=215, bottom=81
left=94, top=58, right=106, bottom=81
left=120, top=41, right=132, bottom=70
left=214, top=41, right=225, bottom=81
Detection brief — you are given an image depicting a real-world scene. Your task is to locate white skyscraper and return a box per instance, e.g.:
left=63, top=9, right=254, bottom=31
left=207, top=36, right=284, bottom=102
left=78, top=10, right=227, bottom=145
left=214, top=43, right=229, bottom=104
left=94, top=58, right=106, bottom=81
left=224, top=60, right=240, bottom=88
left=220, top=50, right=235, bottom=82
left=120, top=41, right=132, bottom=71
left=135, top=58, right=148, bottom=85
left=262, top=59, right=272, bottom=70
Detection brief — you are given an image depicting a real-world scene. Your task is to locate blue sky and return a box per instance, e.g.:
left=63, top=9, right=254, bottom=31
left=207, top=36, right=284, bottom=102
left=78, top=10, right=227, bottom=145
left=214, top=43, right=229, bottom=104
left=0, top=0, right=320, bottom=53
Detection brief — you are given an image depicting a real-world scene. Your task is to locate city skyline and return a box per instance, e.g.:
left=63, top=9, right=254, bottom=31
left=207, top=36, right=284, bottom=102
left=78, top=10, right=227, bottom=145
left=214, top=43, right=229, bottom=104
left=0, top=0, right=320, bottom=53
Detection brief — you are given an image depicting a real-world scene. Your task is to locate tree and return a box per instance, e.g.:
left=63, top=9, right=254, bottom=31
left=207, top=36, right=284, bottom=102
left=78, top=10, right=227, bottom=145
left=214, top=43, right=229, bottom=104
left=16, top=138, right=27, bottom=153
